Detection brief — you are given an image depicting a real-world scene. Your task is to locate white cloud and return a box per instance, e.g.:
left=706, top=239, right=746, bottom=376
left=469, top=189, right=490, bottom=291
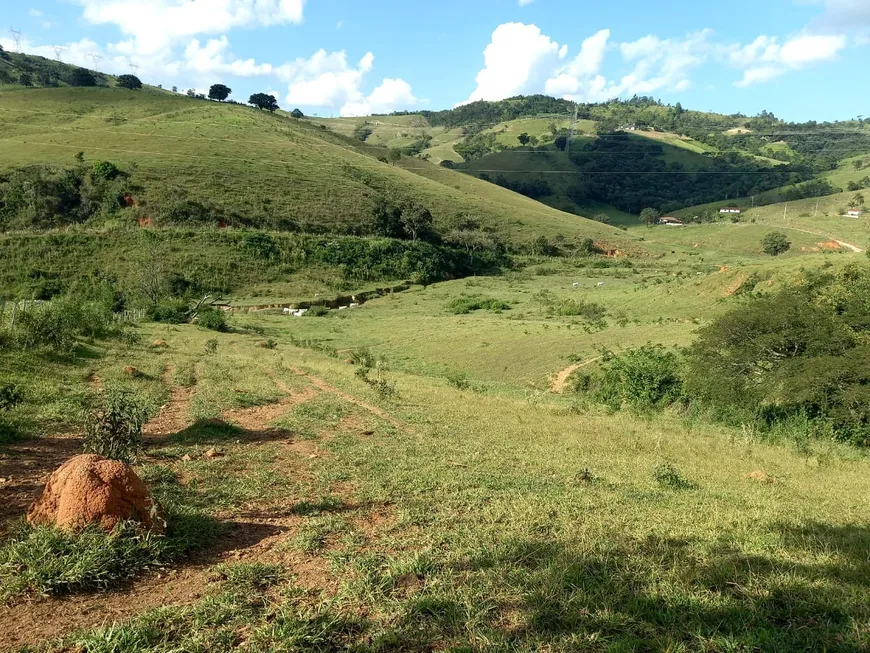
left=808, top=0, right=870, bottom=32
left=464, top=23, right=566, bottom=103
left=184, top=36, right=273, bottom=77
left=279, top=49, right=417, bottom=116
left=545, top=28, right=610, bottom=96
left=518, top=0, right=535, bottom=5
left=28, top=8, right=44, bottom=17
left=76, top=0, right=305, bottom=55
left=726, top=32, right=846, bottom=86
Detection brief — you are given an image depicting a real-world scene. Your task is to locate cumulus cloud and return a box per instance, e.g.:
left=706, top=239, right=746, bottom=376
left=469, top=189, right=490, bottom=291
left=728, top=32, right=846, bottom=86
left=279, top=50, right=417, bottom=116
left=807, top=0, right=870, bottom=33
left=184, top=36, right=273, bottom=77
left=76, top=0, right=305, bottom=55
left=545, top=29, right=610, bottom=96
left=464, top=23, right=566, bottom=103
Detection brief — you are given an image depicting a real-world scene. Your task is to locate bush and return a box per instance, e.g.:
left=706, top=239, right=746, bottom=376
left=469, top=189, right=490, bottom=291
left=761, top=231, right=791, bottom=256
left=447, top=296, right=511, bottom=314
left=0, top=522, right=165, bottom=602
left=91, top=161, right=120, bottom=181
left=446, top=372, right=470, bottom=390
left=147, top=298, right=189, bottom=324
left=197, top=308, right=229, bottom=332
left=305, top=305, right=331, bottom=317
left=13, top=298, right=115, bottom=355
left=593, top=346, right=684, bottom=412
left=83, top=387, right=148, bottom=463
left=551, top=298, right=607, bottom=321
left=653, top=462, right=695, bottom=490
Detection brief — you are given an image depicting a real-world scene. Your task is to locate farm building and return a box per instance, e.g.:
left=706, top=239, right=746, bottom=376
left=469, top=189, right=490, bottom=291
left=658, top=216, right=684, bottom=226
left=719, top=208, right=741, bottom=214
left=847, top=208, right=863, bottom=218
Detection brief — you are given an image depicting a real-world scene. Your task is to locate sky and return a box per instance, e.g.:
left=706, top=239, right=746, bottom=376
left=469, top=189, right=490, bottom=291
left=2, top=0, right=869, bottom=121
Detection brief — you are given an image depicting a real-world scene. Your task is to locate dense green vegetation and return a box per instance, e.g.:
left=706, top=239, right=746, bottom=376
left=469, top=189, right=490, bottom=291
left=0, top=47, right=112, bottom=89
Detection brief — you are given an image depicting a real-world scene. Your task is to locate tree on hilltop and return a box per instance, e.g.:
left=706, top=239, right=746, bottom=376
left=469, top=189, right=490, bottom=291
left=208, top=84, right=231, bottom=101
left=68, top=68, right=97, bottom=87
left=290, top=108, right=304, bottom=119
left=517, top=132, right=530, bottom=146
left=117, top=74, right=142, bottom=90
left=249, top=93, right=279, bottom=112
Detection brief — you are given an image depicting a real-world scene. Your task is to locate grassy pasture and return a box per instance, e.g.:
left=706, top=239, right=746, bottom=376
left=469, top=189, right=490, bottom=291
left=2, top=267, right=870, bottom=649
left=0, top=87, right=628, bottom=246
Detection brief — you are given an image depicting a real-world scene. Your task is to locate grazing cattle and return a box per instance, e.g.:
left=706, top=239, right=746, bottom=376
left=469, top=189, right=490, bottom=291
left=349, top=303, right=360, bottom=308
left=597, top=282, right=605, bottom=287
left=572, top=282, right=580, bottom=288
left=282, top=307, right=292, bottom=314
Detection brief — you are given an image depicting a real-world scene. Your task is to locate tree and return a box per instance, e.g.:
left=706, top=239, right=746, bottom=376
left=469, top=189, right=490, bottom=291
left=554, top=135, right=568, bottom=151
left=371, top=197, right=403, bottom=238
left=290, top=108, right=304, bottom=119
left=248, top=93, right=279, bottom=112
left=354, top=123, right=373, bottom=141
left=171, top=85, right=178, bottom=93
left=528, top=135, right=539, bottom=146
left=517, top=132, right=530, bottom=146
left=761, top=231, right=791, bottom=256
left=854, top=159, right=865, bottom=172
left=849, top=193, right=865, bottom=208
left=19, top=72, right=33, bottom=87
left=446, top=229, right=494, bottom=264
left=68, top=68, right=96, bottom=87
left=399, top=201, right=433, bottom=242
left=208, top=84, right=231, bottom=101
left=639, top=207, right=661, bottom=226
left=117, top=74, right=142, bottom=90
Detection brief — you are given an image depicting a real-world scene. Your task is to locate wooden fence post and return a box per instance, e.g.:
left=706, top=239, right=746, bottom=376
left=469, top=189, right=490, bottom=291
left=9, top=301, right=18, bottom=332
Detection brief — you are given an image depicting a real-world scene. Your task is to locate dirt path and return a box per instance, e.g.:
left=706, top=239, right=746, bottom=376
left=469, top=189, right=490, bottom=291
left=288, top=367, right=407, bottom=431
left=783, top=227, right=863, bottom=253
left=550, top=358, right=601, bottom=394
left=143, top=364, right=197, bottom=437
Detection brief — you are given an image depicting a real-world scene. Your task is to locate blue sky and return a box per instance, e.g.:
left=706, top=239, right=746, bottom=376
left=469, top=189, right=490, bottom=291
left=3, top=0, right=868, bottom=121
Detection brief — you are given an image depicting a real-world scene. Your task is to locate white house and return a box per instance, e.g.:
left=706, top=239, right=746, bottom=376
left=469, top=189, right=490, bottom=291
left=658, top=216, right=684, bottom=226
left=719, top=208, right=741, bottom=214
left=847, top=208, right=863, bottom=218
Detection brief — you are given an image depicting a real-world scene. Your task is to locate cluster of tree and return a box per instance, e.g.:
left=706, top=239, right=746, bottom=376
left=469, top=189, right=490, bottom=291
left=0, top=158, right=132, bottom=231
left=847, top=176, right=870, bottom=192
left=370, top=197, right=435, bottom=242
left=354, top=123, right=374, bottom=141
left=562, top=135, right=804, bottom=214
left=480, top=173, right=553, bottom=200
left=248, top=93, right=280, bottom=112
left=117, top=75, right=142, bottom=90
left=577, top=265, right=870, bottom=446
left=402, top=95, right=576, bottom=129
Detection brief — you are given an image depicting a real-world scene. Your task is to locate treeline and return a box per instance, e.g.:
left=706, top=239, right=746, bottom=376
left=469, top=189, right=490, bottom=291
left=397, top=95, right=576, bottom=128
left=575, top=264, right=870, bottom=447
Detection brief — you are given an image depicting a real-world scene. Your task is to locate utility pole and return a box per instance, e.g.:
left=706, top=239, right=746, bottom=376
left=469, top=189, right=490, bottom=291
left=8, top=27, right=22, bottom=53
left=52, top=46, right=66, bottom=61
left=566, top=103, right=579, bottom=154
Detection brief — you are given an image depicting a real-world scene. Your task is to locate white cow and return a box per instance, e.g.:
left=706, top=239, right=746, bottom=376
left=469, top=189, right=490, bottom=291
left=597, top=282, right=605, bottom=287
left=572, top=282, right=580, bottom=289
left=282, top=307, right=292, bottom=315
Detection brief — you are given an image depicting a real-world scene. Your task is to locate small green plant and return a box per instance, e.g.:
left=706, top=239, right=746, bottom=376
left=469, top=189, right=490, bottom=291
left=83, top=387, right=149, bottom=463
left=653, top=462, right=695, bottom=490
left=204, top=338, right=219, bottom=354
left=209, top=562, right=283, bottom=592
left=446, top=372, right=470, bottom=390
left=0, top=383, right=22, bottom=412
left=350, top=347, right=376, bottom=367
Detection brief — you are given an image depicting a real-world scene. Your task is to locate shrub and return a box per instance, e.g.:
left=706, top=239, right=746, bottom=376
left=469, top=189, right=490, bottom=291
left=653, top=462, right=695, bottom=490
left=593, top=346, right=683, bottom=412
left=552, top=299, right=607, bottom=321
left=91, top=161, right=120, bottom=181
left=446, top=372, right=470, bottom=390
left=305, top=305, right=330, bottom=317
left=761, top=231, right=791, bottom=256
left=83, top=387, right=149, bottom=463
left=13, top=298, right=115, bottom=355
left=204, top=338, right=218, bottom=355
left=197, top=308, right=229, bottom=332
left=147, top=298, right=189, bottom=324
left=447, top=296, right=511, bottom=314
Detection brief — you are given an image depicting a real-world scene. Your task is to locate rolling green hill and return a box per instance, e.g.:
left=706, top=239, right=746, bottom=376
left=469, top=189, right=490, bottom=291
left=0, top=86, right=629, bottom=248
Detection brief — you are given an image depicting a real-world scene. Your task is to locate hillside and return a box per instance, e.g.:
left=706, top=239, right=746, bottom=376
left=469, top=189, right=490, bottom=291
left=0, top=47, right=114, bottom=89
left=0, top=86, right=627, bottom=247
left=323, top=96, right=870, bottom=224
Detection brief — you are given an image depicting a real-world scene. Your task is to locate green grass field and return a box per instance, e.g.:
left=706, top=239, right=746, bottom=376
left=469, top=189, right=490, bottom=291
left=0, top=87, right=628, bottom=247
left=2, top=241, right=870, bottom=649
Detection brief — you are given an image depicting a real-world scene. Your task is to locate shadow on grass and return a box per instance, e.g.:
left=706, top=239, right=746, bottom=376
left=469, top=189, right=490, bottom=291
left=160, top=418, right=295, bottom=446
left=451, top=525, right=870, bottom=651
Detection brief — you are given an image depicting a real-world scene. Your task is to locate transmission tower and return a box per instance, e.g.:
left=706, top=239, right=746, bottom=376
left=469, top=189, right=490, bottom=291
left=8, top=27, right=22, bottom=53
left=566, top=102, right=579, bottom=154
left=52, top=46, right=66, bottom=61
left=128, top=59, right=139, bottom=74
left=89, top=54, right=103, bottom=71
